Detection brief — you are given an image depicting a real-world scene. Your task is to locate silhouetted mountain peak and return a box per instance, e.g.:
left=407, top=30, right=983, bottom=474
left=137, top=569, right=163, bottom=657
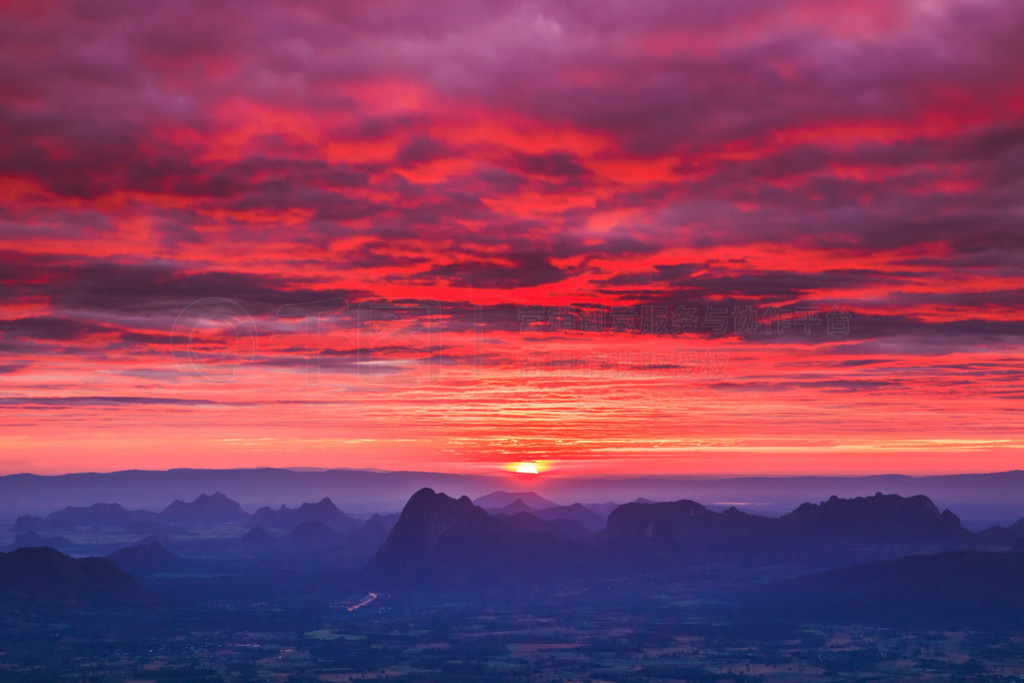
left=782, top=492, right=963, bottom=539
left=605, top=499, right=713, bottom=539
left=367, top=489, right=493, bottom=576
left=486, top=499, right=534, bottom=515
left=401, top=488, right=488, bottom=537
left=367, top=489, right=588, bottom=586
left=0, top=546, right=154, bottom=606
left=197, top=492, right=232, bottom=505
left=473, top=490, right=556, bottom=509
left=108, top=540, right=182, bottom=575
left=158, top=491, right=248, bottom=526
left=599, top=492, right=975, bottom=570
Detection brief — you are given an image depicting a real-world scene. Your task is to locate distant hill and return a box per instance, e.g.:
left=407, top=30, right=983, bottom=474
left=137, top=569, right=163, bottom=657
left=284, top=521, right=345, bottom=546
left=978, top=516, right=1024, bottom=546
left=248, top=497, right=359, bottom=533
left=108, top=539, right=185, bottom=576
left=158, top=492, right=248, bottom=526
left=47, top=502, right=157, bottom=529
left=485, top=498, right=534, bottom=515
left=744, top=548, right=1024, bottom=627
left=0, top=546, right=154, bottom=606
left=11, top=530, right=79, bottom=552
left=12, top=514, right=72, bottom=534
left=490, top=511, right=595, bottom=542
left=473, top=491, right=558, bottom=509
left=351, top=513, right=400, bottom=545
left=533, top=502, right=606, bottom=532
left=583, top=502, right=619, bottom=519
left=120, top=520, right=185, bottom=536
left=486, top=499, right=606, bottom=532
left=240, top=526, right=276, bottom=546
left=13, top=503, right=158, bottom=534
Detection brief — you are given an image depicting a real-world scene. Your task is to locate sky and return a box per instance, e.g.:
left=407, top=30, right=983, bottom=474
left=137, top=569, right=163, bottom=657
left=1, top=0, right=1022, bottom=476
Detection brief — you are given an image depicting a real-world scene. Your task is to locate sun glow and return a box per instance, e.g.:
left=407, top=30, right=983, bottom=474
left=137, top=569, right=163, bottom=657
left=512, top=462, right=540, bottom=474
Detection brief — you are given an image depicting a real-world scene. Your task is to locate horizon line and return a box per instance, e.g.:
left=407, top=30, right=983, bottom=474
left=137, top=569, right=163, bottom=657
left=2, top=466, right=1022, bottom=480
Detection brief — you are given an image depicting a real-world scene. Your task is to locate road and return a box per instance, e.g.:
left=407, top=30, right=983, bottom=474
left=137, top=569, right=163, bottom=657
left=347, top=592, right=378, bottom=612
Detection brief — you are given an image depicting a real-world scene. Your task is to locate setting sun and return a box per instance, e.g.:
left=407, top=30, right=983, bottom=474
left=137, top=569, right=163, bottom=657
left=513, top=463, right=540, bottom=475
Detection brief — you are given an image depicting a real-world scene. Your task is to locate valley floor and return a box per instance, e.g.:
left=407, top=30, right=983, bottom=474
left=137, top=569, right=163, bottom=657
left=2, top=574, right=1022, bottom=681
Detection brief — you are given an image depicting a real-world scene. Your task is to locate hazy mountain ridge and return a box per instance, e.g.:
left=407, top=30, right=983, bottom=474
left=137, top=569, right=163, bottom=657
left=11, top=492, right=249, bottom=533
left=14, top=502, right=157, bottom=534
left=11, top=530, right=79, bottom=552
left=7, top=486, right=1024, bottom=604
left=248, top=497, right=359, bottom=533
left=6, top=468, right=1024, bottom=527
left=474, top=491, right=558, bottom=509
left=485, top=499, right=606, bottom=531
left=159, top=492, right=249, bottom=526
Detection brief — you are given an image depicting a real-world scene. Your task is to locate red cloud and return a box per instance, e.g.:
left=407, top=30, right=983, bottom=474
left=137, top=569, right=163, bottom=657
left=0, top=0, right=1021, bottom=474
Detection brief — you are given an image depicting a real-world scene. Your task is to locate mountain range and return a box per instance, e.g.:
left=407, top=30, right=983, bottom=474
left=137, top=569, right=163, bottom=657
left=9, top=485, right=1024, bottom=633
left=367, top=489, right=1021, bottom=587
left=10, top=491, right=353, bottom=535
left=6, top=468, right=1024, bottom=527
